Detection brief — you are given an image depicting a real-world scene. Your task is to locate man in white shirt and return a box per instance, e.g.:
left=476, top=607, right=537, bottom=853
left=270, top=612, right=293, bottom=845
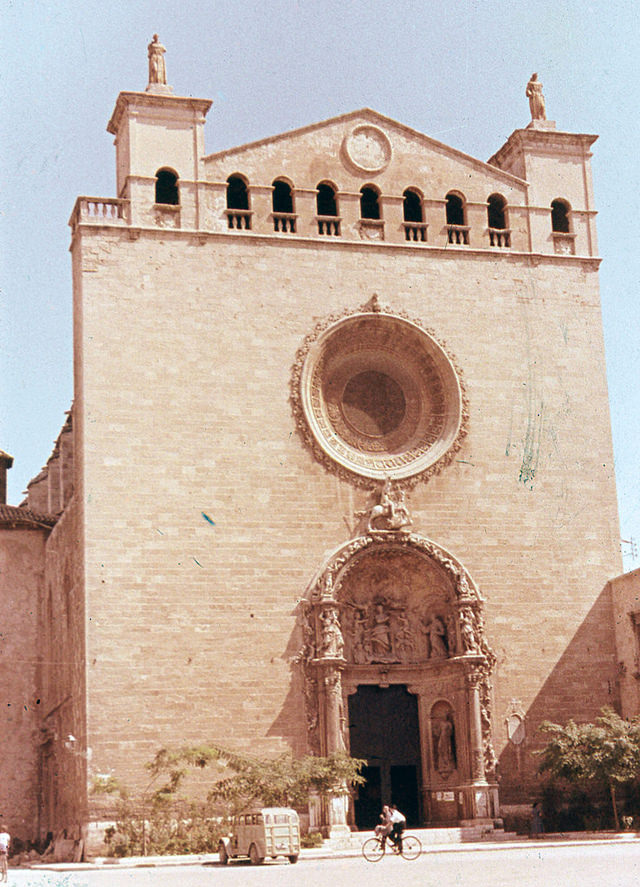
left=388, top=805, right=406, bottom=852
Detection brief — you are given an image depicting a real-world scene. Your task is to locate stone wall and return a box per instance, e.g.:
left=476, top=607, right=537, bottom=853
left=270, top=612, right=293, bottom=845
left=39, top=500, right=87, bottom=839
left=71, top=221, right=621, bottom=804
left=610, top=568, right=640, bottom=718
left=0, top=526, right=47, bottom=842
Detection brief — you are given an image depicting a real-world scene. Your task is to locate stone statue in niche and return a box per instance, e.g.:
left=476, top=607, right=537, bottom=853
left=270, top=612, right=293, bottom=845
left=526, top=73, right=546, bottom=120
left=319, top=607, right=344, bottom=659
left=366, top=480, right=412, bottom=532
left=460, top=607, right=479, bottom=653
left=424, top=614, right=449, bottom=659
left=147, top=34, right=167, bottom=85
left=434, top=713, right=456, bottom=774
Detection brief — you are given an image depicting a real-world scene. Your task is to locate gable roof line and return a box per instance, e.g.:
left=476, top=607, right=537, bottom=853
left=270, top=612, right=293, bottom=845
left=203, top=107, right=528, bottom=187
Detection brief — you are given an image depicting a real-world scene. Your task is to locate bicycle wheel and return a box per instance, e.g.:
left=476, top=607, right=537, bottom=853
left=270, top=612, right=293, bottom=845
left=362, top=837, right=385, bottom=862
left=400, top=834, right=422, bottom=860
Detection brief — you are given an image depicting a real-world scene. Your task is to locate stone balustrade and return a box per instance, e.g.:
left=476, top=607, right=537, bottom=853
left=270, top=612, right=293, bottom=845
left=317, top=216, right=341, bottom=236
left=403, top=222, right=428, bottom=242
left=488, top=228, right=511, bottom=248
left=272, top=212, right=297, bottom=233
left=446, top=224, right=470, bottom=245
left=69, top=197, right=128, bottom=232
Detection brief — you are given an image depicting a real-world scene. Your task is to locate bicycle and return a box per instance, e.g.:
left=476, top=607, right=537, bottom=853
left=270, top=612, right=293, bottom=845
left=362, top=832, right=422, bottom=862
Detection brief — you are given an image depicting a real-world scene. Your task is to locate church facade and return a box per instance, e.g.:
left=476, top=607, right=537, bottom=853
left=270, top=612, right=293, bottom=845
left=1, top=44, right=631, bottom=846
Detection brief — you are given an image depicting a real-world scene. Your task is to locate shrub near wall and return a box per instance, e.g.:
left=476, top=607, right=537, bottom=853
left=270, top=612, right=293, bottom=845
left=106, top=798, right=226, bottom=857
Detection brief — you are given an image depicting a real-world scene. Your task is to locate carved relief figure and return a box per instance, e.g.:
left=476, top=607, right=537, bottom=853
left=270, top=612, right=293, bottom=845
left=425, top=615, right=448, bottom=659
left=394, top=609, right=415, bottom=660
left=319, top=607, right=344, bottom=658
left=460, top=607, right=478, bottom=653
left=147, top=34, right=167, bottom=85
left=370, top=602, right=393, bottom=660
left=526, top=73, right=546, bottom=120
left=367, top=480, right=412, bottom=532
left=351, top=606, right=370, bottom=664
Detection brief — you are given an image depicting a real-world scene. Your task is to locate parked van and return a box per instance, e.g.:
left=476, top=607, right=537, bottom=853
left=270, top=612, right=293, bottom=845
left=219, top=807, right=300, bottom=865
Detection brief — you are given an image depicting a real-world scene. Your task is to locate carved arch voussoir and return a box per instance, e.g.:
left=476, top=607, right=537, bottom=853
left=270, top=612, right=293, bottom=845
left=305, top=532, right=483, bottom=605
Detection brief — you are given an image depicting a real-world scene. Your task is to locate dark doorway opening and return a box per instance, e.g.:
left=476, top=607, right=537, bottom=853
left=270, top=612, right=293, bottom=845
left=348, top=684, right=422, bottom=829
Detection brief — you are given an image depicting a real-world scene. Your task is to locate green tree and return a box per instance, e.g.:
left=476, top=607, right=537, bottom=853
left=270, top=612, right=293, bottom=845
left=147, top=743, right=366, bottom=814
left=537, top=707, right=640, bottom=830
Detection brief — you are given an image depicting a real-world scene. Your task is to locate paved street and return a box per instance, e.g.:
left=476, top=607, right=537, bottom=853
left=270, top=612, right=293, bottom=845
left=5, top=842, right=640, bottom=887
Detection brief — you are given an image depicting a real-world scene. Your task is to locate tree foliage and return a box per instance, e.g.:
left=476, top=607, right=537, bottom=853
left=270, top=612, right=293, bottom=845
left=147, top=743, right=366, bottom=813
left=537, top=707, right=640, bottom=829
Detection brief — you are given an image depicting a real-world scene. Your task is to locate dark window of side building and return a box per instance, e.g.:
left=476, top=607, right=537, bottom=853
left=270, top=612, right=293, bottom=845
left=360, top=185, right=381, bottom=220
left=445, top=192, right=465, bottom=226
left=487, top=193, right=507, bottom=229
left=317, top=182, right=338, bottom=216
left=403, top=189, right=423, bottom=223
left=227, top=175, right=249, bottom=210
left=155, top=168, right=179, bottom=205
left=551, top=198, right=571, bottom=233
left=272, top=179, right=294, bottom=214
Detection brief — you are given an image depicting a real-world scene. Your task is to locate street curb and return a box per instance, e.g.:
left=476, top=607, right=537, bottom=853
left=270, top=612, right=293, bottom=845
left=19, top=834, right=640, bottom=871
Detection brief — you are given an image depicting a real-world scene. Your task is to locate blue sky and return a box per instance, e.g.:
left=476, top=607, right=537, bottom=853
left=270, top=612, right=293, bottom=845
left=1, top=0, right=639, bottom=568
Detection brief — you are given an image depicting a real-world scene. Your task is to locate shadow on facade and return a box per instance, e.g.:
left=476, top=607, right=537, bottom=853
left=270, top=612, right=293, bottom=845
left=265, top=606, right=309, bottom=757
left=497, top=582, right=619, bottom=804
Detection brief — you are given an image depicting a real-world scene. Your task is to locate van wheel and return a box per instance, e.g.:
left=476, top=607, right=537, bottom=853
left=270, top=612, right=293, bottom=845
left=288, top=854, right=299, bottom=864
left=249, top=843, right=264, bottom=865
left=218, top=841, right=229, bottom=865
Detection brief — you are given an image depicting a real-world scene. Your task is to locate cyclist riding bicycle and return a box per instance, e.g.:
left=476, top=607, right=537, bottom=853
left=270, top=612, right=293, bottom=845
left=388, top=804, right=406, bottom=852
left=374, top=804, right=392, bottom=847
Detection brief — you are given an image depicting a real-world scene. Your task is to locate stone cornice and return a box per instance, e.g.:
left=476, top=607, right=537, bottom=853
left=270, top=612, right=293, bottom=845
left=67, top=220, right=602, bottom=268
left=107, top=91, right=212, bottom=135
left=489, top=127, right=598, bottom=169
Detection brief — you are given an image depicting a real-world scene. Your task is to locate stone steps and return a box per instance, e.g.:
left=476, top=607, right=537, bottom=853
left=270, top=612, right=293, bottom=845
left=325, top=825, right=519, bottom=851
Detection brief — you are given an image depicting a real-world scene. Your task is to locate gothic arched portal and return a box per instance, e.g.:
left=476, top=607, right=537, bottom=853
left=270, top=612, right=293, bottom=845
left=298, top=531, right=499, bottom=828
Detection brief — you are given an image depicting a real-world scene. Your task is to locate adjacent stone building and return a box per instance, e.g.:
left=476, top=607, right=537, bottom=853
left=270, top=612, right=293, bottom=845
left=1, top=45, right=631, bottom=844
